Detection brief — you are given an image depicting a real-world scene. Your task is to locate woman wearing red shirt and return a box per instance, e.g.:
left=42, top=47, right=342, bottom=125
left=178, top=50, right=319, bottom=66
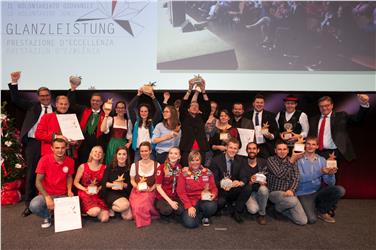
left=155, top=147, right=184, bottom=222
left=177, top=150, right=218, bottom=228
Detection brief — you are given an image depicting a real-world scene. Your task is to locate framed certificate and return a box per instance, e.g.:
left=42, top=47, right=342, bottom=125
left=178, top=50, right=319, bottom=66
left=56, top=114, right=84, bottom=141
left=237, top=128, right=255, bottom=156
left=54, top=196, right=82, bottom=233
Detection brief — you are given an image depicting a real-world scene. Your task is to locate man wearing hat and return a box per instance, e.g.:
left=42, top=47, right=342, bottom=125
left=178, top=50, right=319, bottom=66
left=276, top=95, right=309, bottom=152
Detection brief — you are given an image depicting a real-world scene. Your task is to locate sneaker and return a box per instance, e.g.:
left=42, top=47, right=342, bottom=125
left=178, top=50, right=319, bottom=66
left=257, top=215, right=267, bottom=225
left=41, top=218, right=51, bottom=228
left=202, top=217, right=210, bottom=227
left=232, top=211, right=244, bottom=224
left=318, top=213, right=336, bottom=223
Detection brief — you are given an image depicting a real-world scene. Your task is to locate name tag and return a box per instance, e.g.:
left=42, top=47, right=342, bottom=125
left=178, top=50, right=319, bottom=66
left=202, top=175, right=209, bottom=182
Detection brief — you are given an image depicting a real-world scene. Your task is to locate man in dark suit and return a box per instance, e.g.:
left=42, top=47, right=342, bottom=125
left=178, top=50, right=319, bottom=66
left=230, top=102, right=254, bottom=130
left=246, top=94, right=279, bottom=159
left=210, top=138, right=250, bottom=223
left=308, top=94, right=370, bottom=162
left=7, top=71, right=54, bottom=217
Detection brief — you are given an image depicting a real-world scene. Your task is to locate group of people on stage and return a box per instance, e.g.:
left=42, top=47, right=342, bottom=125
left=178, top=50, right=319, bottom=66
left=7, top=72, right=370, bottom=229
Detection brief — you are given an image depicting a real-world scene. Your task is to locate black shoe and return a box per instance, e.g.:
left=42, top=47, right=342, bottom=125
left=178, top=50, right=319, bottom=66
left=232, top=212, right=244, bottom=224
left=22, top=207, right=32, bottom=217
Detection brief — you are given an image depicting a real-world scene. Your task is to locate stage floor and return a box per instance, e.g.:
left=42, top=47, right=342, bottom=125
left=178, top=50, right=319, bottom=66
left=1, top=199, right=375, bottom=249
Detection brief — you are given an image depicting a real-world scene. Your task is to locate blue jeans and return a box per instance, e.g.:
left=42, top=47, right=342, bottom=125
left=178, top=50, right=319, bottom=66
left=29, top=194, right=65, bottom=219
left=269, top=191, right=307, bottom=225
left=245, top=185, right=269, bottom=216
left=181, top=200, right=217, bottom=229
left=298, top=185, right=345, bottom=224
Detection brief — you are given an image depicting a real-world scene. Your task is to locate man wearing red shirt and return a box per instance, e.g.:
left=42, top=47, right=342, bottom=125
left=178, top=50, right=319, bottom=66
left=29, top=138, right=75, bottom=228
left=35, top=95, right=77, bottom=157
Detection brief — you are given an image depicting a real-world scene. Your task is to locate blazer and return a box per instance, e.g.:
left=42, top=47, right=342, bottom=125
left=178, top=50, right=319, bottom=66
left=209, top=153, right=247, bottom=188
left=309, top=107, right=369, bottom=161
left=8, top=83, right=55, bottom=144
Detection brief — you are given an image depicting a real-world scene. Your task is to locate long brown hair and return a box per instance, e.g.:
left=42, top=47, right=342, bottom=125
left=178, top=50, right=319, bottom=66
left=109, top=146, right=130, bottom=171
left=163, top=105, right=180, bottom=131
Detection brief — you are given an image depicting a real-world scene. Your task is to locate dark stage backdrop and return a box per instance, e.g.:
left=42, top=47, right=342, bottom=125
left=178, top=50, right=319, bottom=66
left=1, top=90, right=375, bottom=198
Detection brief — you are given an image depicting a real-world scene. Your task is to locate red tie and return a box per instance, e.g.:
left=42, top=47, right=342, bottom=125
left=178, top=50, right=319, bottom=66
left=318, top=115, right=327, bottom=151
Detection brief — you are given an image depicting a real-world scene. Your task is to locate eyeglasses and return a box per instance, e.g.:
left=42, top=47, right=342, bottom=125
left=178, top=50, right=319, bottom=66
left=39, top=94, right=50, bottom=97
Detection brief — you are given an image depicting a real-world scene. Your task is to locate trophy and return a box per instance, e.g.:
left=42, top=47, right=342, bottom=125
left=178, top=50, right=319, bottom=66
left=293, top=137, right=305, bottom=153
left=219, top=132, right=230, bottom=141
left=69, top=75, right=82, bottom=87
left=191, top=75, right=205, bottom=92
left=87, top=179, right=98, bottom=194
left=261, top=121, right=270, bottom=135
left=112, top=173, right=125, bottom=190
left=255, top=173, right=267, bottom=184
left=326, top=152, right=338, bottom=170
left=220, top=172, right=232, bottom=190
left=201, top=183, right=212, bottom=201
left=137, top=176, right=148, bottom=191
left=282, top=123, right=293, bottom=140
left=141, top=81, right=156, bottom=95
left=103, top=98, right=113, bottom=113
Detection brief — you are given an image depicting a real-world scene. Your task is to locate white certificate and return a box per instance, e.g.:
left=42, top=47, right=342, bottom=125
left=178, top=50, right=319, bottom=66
left=56, top=114, right=84, bottom=141
left=237, top=128, right=255, bottom=156
left=54, top=196, right=82, bottom=233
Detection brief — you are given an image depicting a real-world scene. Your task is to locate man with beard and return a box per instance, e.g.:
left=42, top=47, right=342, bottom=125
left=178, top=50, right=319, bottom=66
left=266, top=141, right=307, bottom=225
left=240, top=142, right=269, bottom=225
left=230, top=102, right=253, bottom=130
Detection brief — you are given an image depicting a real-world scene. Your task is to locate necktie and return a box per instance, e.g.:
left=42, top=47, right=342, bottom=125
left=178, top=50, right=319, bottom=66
left=318, top=115, right=327, bottom=151
left=44, top=106, right=48, bottom=114
left=255, top=112, right=260, bottom=126
left=227, top=159, right=233, bottom=175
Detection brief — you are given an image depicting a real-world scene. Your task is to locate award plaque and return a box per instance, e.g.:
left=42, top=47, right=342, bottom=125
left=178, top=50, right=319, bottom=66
left=141, top=81, right=156, bottom=95
left=293, top=137, right=305, bottom=153
left=112, top=174, right=125, bottom=190
left=220, top=176, right=232, bottom=190
left=219, top=132, right=230, bottom=141
left=261, top=122, right=270, bottom=135
left=201, top=183, right=212, bottom=201
left=137, top=176, right=148, bottom=191
left=103, top=98, right=113, bottom=113
left=87, top=179, right=98, bottom=194
left=327, top=152, right=338, bottom=169
left=255, top=173, right=267, bottom=183
left=282, top=123, right=293, bottom=140
left=69, top=75, right=82, bottom=87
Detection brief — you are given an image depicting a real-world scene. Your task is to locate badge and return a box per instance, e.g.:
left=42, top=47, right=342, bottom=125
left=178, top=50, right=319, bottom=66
left=62, top=166, right=69, bottom=173
left=202, top=175, right=209, bottom=182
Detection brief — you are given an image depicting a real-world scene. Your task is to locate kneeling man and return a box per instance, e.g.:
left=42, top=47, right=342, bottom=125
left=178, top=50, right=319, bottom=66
left=29, top=138, right=75, bottom=228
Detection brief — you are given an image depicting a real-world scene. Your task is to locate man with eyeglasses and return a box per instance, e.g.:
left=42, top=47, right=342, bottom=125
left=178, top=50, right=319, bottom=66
left=308, top=94, right=369, bottom=162
left=8, top=71, right=54, bottom=217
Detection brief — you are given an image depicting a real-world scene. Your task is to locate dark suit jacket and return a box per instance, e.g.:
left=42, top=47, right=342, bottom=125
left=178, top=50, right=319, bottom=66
left=209, top=153, right=247, bottom=188
left=308, top=107, right=369, bottom=161
left=8, top=83, right=55, bottom=144
left=230, top=116, right=254, bottom=130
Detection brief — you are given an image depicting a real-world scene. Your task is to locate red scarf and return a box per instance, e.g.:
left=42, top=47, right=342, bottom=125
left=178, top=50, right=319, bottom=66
left=79, top=108, right=105, bottom=138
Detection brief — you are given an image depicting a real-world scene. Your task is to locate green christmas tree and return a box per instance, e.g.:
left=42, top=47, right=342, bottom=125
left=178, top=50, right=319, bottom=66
left=1, top=102, right=25, bottom=184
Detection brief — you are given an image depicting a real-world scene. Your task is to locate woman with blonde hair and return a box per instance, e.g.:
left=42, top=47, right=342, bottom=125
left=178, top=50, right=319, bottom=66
left=74, top=146, right=109, bottom=222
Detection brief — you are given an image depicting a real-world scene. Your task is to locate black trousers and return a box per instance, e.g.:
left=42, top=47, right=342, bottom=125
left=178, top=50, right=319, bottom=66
left=24, top=138, right=41, bottom=206
left=218, top=185, right=253, bottom=213
left=154, top=199, right=184, bottom=216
